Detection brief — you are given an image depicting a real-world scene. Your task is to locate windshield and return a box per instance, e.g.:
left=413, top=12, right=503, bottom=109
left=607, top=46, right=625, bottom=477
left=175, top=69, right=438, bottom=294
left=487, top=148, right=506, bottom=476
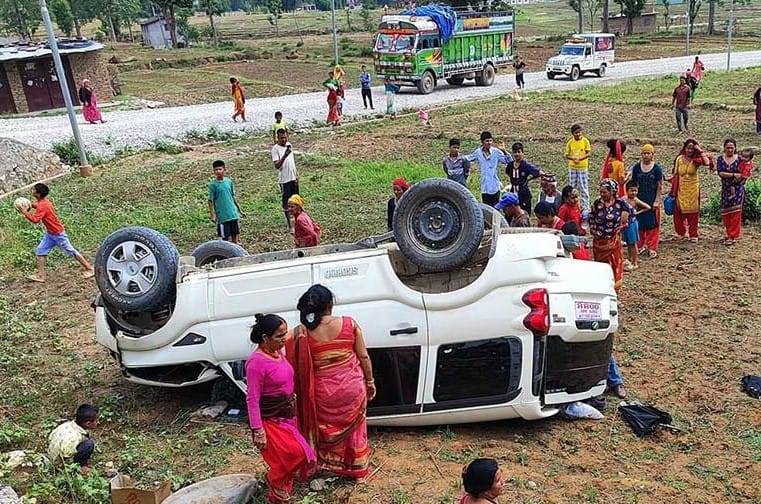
left=375, top=33, right=417, bottom=53
left=560, top=45, right=585, bottom=56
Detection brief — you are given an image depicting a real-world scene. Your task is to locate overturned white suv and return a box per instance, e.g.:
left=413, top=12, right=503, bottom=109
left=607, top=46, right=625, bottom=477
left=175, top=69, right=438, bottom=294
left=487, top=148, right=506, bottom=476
left=93, top=179, right=617, bottom=426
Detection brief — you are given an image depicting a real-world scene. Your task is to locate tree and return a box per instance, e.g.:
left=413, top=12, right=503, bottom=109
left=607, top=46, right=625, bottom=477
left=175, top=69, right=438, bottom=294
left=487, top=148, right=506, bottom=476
left=707, top=0, right=716, bottom=34
left=50, top=0, right=75, bottom=36
left=568, top=0, right=583, bottom=32
left=264, top=0, right=282, bottom=36
left=687, top=0, right=702, bottom=36
left=115, top=0, right=141, bottom=42
left=198, top=0, right=229, bottom=45
left=585, top=0, right=602, bottom=32
left=615, top=0, right=645, bottom=35
left=601, top=0, right=609, bottom=32
left=0, top=0, right=41, bottom=40
left=152, top=0, right=194, bottom=47
left=69, top=0, right=99, bottom=38
left=658, top=0, right=673, bottom=33
left=360, top=0, right=373, bottom=32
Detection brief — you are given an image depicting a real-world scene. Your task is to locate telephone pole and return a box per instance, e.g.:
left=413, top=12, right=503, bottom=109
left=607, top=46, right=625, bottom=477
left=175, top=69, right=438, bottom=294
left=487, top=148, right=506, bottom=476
left=38, top=0, right=91, bottom=175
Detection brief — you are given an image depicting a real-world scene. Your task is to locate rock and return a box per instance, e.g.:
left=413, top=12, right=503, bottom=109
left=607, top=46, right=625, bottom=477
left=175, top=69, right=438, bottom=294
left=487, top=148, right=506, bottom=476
left=309, top=478, right=326, bottom=492
left=0, top=485, right=21, bottom=504
left=192, top=401, right=228, bottom=419
left=163, top=474, right=258, bottom=504
left=527, top=480, right=537, bottom=490
left=2, top=451, right=26, bottom=470
left=0, top=139, right=70, bottom=197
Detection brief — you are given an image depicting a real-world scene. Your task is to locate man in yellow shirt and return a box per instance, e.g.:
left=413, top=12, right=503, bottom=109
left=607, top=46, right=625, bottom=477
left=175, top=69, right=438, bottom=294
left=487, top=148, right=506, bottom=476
left=47, top=404, right=99, bottom=473
left=564, top=124, right=592, bottom=214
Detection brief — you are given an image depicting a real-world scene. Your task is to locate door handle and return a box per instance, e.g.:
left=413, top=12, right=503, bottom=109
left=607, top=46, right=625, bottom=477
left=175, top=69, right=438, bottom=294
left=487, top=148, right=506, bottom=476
left=390, top=327, right=418, bottom=335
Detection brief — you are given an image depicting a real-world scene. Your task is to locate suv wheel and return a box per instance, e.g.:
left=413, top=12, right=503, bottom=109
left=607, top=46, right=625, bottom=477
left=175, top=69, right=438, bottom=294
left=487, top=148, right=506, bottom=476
left=597, top=64, right=607, bottom=77
left=393, top=179, right=484, bottom=272
left=570, top=66, right=581, bottom=81
left=95, top=227, right=179, bottom=312
left=191, top=240, right=249, bottom=267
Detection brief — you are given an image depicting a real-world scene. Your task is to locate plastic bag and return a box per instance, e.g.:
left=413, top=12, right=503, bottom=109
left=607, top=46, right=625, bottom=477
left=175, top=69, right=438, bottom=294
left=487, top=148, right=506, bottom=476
left=561, top=401, right=604, bottom=420
left=618, top=402, right=672, bottom=437
left=741, top=375, right=761, bottom=399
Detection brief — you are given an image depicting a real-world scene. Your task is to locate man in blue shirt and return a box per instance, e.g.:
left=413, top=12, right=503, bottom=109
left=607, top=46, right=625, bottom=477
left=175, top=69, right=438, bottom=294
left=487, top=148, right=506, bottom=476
left=208, top=160, right=246, bottom=243
left=359, top=65, right=373, bottom=110
left=466, top=131, right=512, bottom=206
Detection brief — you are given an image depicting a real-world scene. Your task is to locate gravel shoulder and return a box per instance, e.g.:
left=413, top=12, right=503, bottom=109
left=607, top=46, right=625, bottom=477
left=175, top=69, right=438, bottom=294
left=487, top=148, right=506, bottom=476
left=1, top=50, right=760, bottom=155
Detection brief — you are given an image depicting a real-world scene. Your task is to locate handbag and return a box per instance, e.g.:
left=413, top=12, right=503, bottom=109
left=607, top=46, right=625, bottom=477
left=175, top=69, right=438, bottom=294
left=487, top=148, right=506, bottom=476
left=663, top=194, right=675, bottom=216
left=664, top=158, right=680, bottom=216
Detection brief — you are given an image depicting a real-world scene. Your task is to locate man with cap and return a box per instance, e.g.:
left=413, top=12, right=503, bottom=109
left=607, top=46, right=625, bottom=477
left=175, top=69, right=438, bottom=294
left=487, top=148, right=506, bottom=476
left=495, top=192, right=530, bottom=228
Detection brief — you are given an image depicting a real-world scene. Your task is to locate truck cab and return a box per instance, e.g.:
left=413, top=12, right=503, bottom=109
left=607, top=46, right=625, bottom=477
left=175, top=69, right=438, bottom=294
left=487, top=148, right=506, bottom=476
left=546, top=33, right=615, bottom=81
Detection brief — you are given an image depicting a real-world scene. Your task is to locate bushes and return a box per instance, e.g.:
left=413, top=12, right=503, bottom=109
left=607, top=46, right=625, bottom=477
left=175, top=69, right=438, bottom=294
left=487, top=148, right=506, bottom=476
left=702, top=178, right=761, bottom=223
left=51, top=138, right=102, bottom=167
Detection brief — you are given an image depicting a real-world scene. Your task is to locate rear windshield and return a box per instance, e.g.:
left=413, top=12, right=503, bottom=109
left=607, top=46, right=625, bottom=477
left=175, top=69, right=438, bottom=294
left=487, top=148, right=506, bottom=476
left=560, top=45, right=585, bottom=56
left=376, top=33, right=417, bottom=53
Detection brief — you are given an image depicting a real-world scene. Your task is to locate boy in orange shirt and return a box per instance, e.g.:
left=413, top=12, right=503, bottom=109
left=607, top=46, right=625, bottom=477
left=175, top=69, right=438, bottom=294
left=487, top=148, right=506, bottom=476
left=17, top=183, right=94, bottom=283
left=739, top=148, right=754, bottom=179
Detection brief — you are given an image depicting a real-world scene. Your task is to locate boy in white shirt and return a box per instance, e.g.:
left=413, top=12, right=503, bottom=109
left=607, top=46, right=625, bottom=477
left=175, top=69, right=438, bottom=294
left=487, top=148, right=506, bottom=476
left=272, top=129, right=299, bottom=232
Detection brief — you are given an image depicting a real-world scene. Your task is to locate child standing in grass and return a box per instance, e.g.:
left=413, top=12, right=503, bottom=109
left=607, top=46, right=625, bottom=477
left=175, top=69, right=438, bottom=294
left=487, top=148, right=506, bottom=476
left=622, top=180, right=650, bottom=271
left=271, top=111, right=288, bottom=144
left=17, top=183, right=94, bottom=283
left=48, top=404, right=99, bottom=474
left=208, top=160, right=246, bottom=244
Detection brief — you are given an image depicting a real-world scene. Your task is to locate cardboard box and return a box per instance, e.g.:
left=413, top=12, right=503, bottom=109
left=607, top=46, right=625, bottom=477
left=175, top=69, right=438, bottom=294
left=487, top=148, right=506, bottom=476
left=110, top=474, right=172, bottom=504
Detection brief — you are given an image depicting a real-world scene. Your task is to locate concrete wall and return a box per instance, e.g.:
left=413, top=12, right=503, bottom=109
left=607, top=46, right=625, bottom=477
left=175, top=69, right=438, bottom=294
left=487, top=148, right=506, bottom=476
left=3, top=61, right=27, bottom=113
left=68, top=52, right=113, bottom=103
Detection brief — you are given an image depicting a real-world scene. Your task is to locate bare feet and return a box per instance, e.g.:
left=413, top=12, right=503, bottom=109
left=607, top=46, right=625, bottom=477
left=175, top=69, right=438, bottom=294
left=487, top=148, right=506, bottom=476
left=83, top=269, right=95, bottom=279
left=27, top=274, right=46, bottom=283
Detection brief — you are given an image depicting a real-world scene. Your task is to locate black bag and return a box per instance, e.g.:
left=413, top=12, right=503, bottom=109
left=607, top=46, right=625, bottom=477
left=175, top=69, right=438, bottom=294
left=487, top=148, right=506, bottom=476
left=618, top=404, right=673, bottom=438
left=741, top=375, right=761, bottom=399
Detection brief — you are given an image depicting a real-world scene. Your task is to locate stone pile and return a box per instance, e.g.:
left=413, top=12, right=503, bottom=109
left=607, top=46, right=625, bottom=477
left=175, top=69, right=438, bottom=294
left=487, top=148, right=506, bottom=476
left=0, top=138, right=70, bottom=196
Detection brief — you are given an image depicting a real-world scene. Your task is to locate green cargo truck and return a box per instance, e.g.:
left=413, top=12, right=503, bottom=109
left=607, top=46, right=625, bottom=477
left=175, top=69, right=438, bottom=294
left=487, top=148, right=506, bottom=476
left=373, top=9, right=515, bottom=94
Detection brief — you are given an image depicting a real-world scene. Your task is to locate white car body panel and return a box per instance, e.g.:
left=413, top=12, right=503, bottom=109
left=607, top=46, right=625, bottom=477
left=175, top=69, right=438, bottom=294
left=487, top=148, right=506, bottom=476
left=95, top=232, right=617, bottom=426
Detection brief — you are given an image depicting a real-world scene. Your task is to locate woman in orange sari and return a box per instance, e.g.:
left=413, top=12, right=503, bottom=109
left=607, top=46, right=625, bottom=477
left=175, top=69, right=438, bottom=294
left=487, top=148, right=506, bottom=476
left=230, top=77, right=246, bottom=122
left=288, top=284, right=375, bottom=478
left=589, top=179, right=630, bottom=294
left=601, top=139, right=626, bottom=197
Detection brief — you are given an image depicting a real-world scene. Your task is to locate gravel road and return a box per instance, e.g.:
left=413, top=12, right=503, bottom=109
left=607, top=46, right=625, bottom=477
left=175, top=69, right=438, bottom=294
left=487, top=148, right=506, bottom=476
left=2, top=50, right=760, bottom=155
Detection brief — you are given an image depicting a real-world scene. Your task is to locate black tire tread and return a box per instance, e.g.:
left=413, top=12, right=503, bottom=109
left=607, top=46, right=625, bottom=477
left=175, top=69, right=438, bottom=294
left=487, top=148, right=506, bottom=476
left=191, top=240, right=249, bottom=267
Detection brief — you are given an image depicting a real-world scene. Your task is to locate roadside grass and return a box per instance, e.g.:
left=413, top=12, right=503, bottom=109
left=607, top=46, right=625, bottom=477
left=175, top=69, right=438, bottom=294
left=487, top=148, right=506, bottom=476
left=2, top=68, right=761, bottom=503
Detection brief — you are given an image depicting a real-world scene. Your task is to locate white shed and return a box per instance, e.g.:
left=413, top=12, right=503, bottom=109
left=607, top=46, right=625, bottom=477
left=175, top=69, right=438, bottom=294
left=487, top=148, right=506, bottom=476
left=139, top=16, right=185, bottom=49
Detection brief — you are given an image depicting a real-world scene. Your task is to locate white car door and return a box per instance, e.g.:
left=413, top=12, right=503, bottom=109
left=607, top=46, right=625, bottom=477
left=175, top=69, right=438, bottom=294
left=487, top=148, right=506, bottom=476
left=311, top=251, right=428, bottom=420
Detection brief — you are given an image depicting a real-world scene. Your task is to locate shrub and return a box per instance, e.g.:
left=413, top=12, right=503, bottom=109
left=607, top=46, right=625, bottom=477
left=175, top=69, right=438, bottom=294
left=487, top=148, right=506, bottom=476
left=51, top=138, right=102, bottom=167
left=0, top=421, right=30, bottom=449
left=702, top=178, right=761, bottom=223
left=152, top=139, right=186, bottom=154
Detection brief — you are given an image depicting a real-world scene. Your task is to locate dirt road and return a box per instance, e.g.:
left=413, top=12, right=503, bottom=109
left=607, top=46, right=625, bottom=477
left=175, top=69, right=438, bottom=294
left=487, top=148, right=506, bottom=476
left=1, top=50, right=760, bottom=155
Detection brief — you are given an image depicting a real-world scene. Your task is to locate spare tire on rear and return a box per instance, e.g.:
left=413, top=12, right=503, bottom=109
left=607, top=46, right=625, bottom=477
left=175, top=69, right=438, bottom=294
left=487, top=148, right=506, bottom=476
left=393, top=178, right=484, bottom=271
left=191, top=240, right=248, bottom=267
left=95, top=227, right=179, bottom=313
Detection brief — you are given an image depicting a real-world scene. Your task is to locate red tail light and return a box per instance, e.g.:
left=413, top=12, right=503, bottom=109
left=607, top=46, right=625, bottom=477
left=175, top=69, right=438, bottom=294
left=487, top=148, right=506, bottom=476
left=523, top=288, right=550, bottom=336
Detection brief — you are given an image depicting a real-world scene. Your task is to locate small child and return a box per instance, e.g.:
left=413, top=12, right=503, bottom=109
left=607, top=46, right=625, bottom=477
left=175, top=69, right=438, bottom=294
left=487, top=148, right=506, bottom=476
left=535, top=201, right=565, bottom=230
left=207, top=160, right=246, bottom=244
left=48, top=404, right=99, bottom=474
left=739, top=148, right=755, bottom=179
left=17, top=183, right=94, bottom=283
left=561, top=221, right=590, bottom=260
left=417, top=108, right=431, bottom=126
left=558, top=185, right=585, bottom=235
left=271, top=111, right=287, bottom=144
left=384, top=77, right=400, bottom=117
left=622, top=180, right=651, bottom=271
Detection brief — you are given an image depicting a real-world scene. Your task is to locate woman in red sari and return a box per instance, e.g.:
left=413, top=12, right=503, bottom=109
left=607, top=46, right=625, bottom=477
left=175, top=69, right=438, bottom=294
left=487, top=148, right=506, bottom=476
left=288, top=284, right=375, bottom=479
left=246, top=314, right=316, bottom=503
left=322, top=71, right=341, bottom=126
left=589, top=179, right=630, bottom=294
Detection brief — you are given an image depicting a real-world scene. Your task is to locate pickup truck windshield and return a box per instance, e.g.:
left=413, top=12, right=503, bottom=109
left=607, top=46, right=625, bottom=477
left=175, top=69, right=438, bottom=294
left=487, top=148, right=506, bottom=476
left=560, top=45, right=585, bottom=56
left=376, top=33, right=417, bottom=53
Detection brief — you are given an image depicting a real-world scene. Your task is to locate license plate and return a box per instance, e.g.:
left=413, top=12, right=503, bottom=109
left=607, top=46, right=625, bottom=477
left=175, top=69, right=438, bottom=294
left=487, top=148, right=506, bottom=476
left=575, top=301, right=601, bottom=320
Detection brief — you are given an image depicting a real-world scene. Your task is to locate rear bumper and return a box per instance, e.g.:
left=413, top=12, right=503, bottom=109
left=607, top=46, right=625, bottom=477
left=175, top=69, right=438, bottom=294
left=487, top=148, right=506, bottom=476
left=543, top=334, right=613, bottom=404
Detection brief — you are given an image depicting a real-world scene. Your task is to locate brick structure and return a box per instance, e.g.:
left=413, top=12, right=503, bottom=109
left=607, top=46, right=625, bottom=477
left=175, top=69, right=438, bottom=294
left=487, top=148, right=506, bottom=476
left=0, top=39, right=113, bottom=115
left=604, top=12, right=658, bottom=36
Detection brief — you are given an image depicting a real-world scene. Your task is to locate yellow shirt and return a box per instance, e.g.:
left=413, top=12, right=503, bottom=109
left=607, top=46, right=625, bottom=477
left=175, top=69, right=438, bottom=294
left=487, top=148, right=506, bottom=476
left=675, top=155, right=700, bottom=214
left=272, top=120, right=287, bottom=136
left=610, top=159, right=626, bottom=193
left=565, top=137, right=592, bottom=171
left=47, top=420, right=88, bottom=464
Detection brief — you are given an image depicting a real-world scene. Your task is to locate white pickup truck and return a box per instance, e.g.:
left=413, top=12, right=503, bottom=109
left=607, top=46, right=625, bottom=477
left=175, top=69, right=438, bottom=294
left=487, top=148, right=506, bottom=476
left=93, top=180, right=617, bottom=426
left=546, top=33, right=615, bottom=81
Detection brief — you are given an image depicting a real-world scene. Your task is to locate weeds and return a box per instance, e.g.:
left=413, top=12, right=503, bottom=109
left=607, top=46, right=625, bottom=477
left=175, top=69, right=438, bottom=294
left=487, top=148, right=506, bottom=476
left=702, top=178, right=761, bottom=223
left=51, top=138, right=103, bottom=167
left=152, top=139, right=186, bottom=154
left=0, top=421, right=30, bottom=449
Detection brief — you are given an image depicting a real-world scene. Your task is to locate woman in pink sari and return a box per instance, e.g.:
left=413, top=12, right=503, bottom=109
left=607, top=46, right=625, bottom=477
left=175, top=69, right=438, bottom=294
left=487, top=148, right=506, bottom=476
left=288, top=284, right=375, bottom=479
left=78, top=79, right=104, bottom=124
left=246, top=313, right=316, bottom=503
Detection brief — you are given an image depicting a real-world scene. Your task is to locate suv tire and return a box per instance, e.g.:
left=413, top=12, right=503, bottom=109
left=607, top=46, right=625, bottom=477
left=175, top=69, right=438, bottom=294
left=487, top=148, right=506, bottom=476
left=95, top=227, right=179, bottom=312
left=597, top=64, right=606, bottom=77
left=417, top=70, right=436, bottom=94
left=393, top=179, right=484, bottom=272
left=570, top=66, right=581, bottom=81
left=191, top=240, right=249, bottom=267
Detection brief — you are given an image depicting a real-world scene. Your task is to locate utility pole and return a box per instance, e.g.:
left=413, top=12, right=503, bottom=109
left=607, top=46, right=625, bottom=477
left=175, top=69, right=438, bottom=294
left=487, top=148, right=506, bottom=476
left=686, top=12, right=691, bottom=55
left=38, top=0, right=91, bottom=176
left=331, top=0, right=339, bottom=65
left=727, top=0, right=735, bottom=71
left=578, top=3, right=584, bottom=33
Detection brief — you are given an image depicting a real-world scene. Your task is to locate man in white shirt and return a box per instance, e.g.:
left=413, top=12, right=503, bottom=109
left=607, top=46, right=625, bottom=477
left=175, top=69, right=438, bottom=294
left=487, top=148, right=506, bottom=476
left=272, top=129, right=299, bottom=232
